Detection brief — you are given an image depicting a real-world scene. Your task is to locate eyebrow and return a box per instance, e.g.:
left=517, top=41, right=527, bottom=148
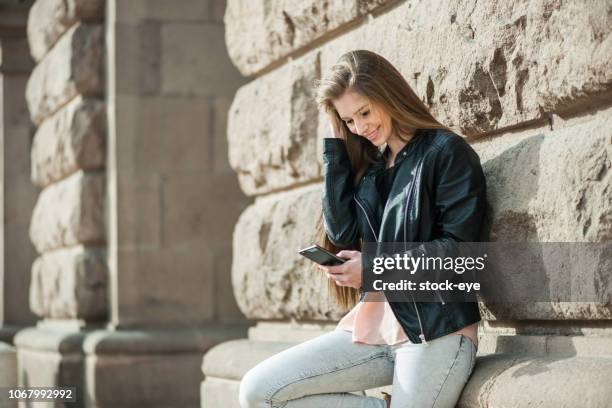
left=340, top=104, right=368, bottom=120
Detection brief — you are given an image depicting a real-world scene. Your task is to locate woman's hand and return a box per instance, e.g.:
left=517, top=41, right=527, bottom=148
left=320, top=250, right=362, bottom=289
left=325, top=110, right=343, bottom=139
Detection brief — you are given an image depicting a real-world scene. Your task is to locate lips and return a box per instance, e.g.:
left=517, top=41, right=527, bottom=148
left=364, top=126, right=380, bottom=141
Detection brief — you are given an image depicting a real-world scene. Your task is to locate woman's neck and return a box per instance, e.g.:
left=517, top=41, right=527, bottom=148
left=386, top=129, right=416, bottom=166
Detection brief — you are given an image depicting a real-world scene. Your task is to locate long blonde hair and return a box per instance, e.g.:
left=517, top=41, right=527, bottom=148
left=313, top=50, right=451, bottom=310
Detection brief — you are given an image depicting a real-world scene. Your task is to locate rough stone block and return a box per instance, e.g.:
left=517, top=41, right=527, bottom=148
left=29, top=246, right=107, bottom=320
left=26, top=23, right=104, bottom=125
left=314, top=0, right=612, bottom=136
left=27, top=0, right=104, bottom=61
left=475, top=112, right=611, bottom=243
left=231, top=184, right=345, bottom=321
left=161, top=23, right=244, bottom=96
left=227, top=53, right=321, bottom=196
left=29, top=171, right=105, bottom=253
left=222, top=0, right=612, bottom=194
left=225, top=0, right=394, bottom=76
left=31, top=95, right=105, bottom=187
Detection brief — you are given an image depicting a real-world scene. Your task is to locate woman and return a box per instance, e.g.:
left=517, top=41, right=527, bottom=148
left=239, top=50, right=486, bottom=408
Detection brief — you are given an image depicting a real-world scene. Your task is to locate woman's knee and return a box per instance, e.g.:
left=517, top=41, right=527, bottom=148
left=239, top=366, right=271, bottom=408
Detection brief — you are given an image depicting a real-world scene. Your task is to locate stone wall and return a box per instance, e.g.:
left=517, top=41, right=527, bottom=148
left=203, top=0, right=612, bottom=407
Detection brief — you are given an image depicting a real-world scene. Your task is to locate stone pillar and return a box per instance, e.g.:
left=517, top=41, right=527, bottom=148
left=202, top=1, right=612, bottom=407
left=0, top=1, right=36, bottom=403
left=13, top=1, right=107, bottom=406
left=83, top=0, right=249, bottom=407
left=13, top=0, right=250, bottom=406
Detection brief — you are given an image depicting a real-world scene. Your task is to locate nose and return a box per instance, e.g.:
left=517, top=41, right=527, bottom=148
left=355, top=119, right=369, bottom=136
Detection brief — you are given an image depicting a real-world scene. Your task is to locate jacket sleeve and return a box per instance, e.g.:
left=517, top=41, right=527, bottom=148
left=433, top=136, right=487, bottom=243
left=404, top=137, right=487, bottom=258
left=321, top=138, right=359, bottom=248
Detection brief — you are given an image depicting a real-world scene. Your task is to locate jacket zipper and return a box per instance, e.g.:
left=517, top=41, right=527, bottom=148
left=354, top=197, right=379, bottom=242
left=402, top=158, right=429, bottom=344
left=354, top=196, right=377, bottom=303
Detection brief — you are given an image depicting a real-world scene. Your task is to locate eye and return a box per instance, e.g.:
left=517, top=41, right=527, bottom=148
left=344, top=119, right=354, bottom=125
left=361, top=110, right=370, bottom=117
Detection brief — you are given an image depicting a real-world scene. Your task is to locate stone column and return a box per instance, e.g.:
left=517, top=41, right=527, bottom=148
left=0, top=0, right=36, bottom=402
left=13, top=1, right=107, bottom=406
left=14, top=0, right=250, bottom=406
left=202, top=1, right=612, bottom=407
left=83, top=1, right=250, bottom=407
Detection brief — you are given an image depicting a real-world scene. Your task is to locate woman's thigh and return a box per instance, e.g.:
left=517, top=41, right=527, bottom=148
left=239, top=330, right=394, bottom=408
left=390, top=334, right=476, bottom=408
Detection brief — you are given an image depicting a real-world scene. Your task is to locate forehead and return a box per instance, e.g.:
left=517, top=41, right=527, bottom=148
left=333, top=90, right=369, bottom=118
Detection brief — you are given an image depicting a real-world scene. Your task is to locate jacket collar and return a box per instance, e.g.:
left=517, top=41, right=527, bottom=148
left=378, top=128, right=427, bottom=167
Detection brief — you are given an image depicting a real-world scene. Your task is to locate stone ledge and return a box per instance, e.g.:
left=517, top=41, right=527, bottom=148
left=248, top=321, right=337, bottom=343
left=14, top=326, right=87, bottom=353
left=202, top=336, right=612, bottom=408
left=461, top=353, right=612, bottom=407
left=202, top=339, right=295, bottom=381
left=0, top=342, right=17, bottom=389
left=82, top=324, right=249, bottom=355
left=14, top=326, right=243, bottom=408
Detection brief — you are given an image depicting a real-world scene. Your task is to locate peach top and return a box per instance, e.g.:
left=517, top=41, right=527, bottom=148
left=335, top=291, right=479, bottom=348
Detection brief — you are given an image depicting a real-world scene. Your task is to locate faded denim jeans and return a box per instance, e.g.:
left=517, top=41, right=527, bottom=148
left=239, top=329, right=477, bottom=408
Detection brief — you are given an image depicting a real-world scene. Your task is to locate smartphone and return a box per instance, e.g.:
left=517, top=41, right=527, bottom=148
left=298, top=244, right=346, bottom=266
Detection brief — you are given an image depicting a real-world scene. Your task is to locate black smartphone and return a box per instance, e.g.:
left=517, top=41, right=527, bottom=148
left=298, top=244, right=346, bottom=266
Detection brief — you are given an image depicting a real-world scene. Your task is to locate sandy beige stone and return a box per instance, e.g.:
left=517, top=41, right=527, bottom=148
left=316, top=0, right=611, bottom=136
left=227, top=1, right=611, bottom=194
left=227, top=53, right=321, bottom=196
left=30, top=246, right=107, bottom=319
left=29, top=171, right=105, bottom=253
left=231, top=184, right=346, bottom=320
left=26, top=23, right=104, bottom=125
left=225, top=0, right=393, bottom=76
left=31, top=95, right=105, bottom=187
left=27, top=0, right=104, bottom=61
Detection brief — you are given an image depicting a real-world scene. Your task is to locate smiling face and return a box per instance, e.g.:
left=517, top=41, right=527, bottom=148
left=332, top=90, right=394, bottom=147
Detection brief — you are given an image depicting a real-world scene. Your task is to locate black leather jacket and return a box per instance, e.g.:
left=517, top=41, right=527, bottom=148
left=322, top=128, right=487, bottom=344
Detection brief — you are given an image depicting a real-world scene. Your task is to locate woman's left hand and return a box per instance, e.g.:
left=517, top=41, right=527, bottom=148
left=320, top=250, right=362, bottom=289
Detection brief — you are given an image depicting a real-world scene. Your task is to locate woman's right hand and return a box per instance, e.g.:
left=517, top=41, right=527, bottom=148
left=325, top=110, right=343, bottom=139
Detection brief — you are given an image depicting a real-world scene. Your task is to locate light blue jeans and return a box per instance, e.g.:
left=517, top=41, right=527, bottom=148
left=239, top=329, right=477, bottom=408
